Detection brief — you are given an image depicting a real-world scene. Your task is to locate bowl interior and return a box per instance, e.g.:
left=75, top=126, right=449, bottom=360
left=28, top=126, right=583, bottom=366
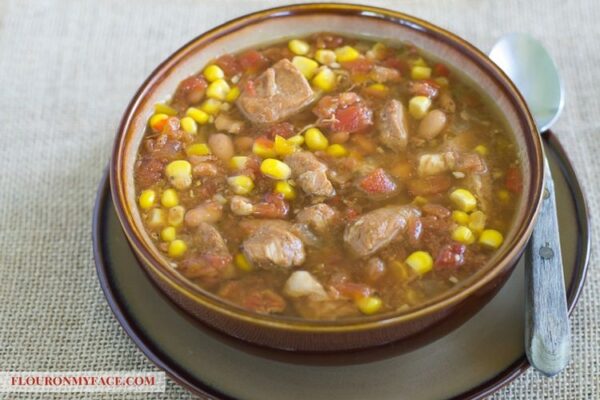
left=113, top=5, right=542, bottom=327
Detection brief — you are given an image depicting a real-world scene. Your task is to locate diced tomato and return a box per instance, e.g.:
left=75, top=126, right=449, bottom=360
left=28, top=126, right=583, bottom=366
left=215, top=53, right=242, bottom=77
left=179, top=254, right=232, bottom=279
left=173, top=76, right=207, bottom=105
left=435, top=243, right=466, bottom=269
left=264, top=122, right=295, bottom=139
left=333, top=282, right=374, bottom=300
left=332, top=103, right=373, bottom=133
left=383, top=56, right=410, bottom=75
left=243, top=289, right=286, bottom=314
left=253, top=193, right=289, bottom=219
left=505, top=166, right=523, bottom=193
left=341, top=58, right=374, bottom=75
left=434, top=63, right=450, bottom=77
left=238, top=50, right=268, bottom=73
left=358, top=168, right=397, bottom=194
left=407, top=80, right=440, bottom=98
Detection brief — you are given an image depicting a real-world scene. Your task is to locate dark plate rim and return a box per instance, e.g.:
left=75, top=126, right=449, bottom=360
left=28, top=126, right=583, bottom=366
left=93, top=131, right=590, bottom=400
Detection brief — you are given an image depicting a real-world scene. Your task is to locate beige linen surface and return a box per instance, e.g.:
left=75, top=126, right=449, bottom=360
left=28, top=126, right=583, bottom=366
left=0, top=0, right=598, bottom=399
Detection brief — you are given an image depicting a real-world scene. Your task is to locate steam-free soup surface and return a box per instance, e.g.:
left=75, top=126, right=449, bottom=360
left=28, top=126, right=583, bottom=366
left=134, top=33, right=522, bottom=320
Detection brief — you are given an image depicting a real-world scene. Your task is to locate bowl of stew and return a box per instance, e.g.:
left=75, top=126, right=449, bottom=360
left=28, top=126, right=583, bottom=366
left=110, top=3, right=544, bottom=352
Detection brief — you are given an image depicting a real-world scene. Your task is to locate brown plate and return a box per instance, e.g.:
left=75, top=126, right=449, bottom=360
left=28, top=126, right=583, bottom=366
left=93, top=132, right=589, bottom=400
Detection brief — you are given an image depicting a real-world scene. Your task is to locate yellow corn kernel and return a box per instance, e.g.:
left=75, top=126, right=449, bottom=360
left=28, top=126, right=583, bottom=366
left=180, top=117, right=198, bottom=134
left=356, top=296, right=383, bottom=315
left=272, top=135, right=295, bottom=156
left=274, top=181, right=296, bottom=200
left=225, top=86, right=240, bottom=102
left=138, top=189, right=156, bottom=210
left=165, top=160, right=192, bottom=190
left=161, top=188, right=179, bottom=208
left=434, top=77, right=449, bottom=87
left=411, top=66, right=432, bottom=80
left=185, top=107, right=210, bottom=124
left=252, top=140, right=276, bottom=158
left=450, top=188, right=477, bottom=212
left=154, top=103, right=177, bottom=116
left=160, top=226, right=176, bottom=242
left=413, top=196, right=428, bottom=206
left=497, top=189, right=511, bottom=202
left=314, top=49, right=337, bottom=65
left=305, top=127, right=329, bottom=151
left=468, top=210, right=487, bottom=234
left=229, top=156, right=249, bottom=170
left=326, top=144, right=348, bottom=157
left=292, top=56, right=319, bottom=79
left=287, top=134, right=305, bottom=146
left=479, top=229, right=504, bottom=249
left=200, top=98, right=222, bottom=115
left=206, top=79, right=230, bottom=101
left=235, top=253, right=253, bottom=272
left=408, top=96, right=432, bottom=119
left=149, top=113, right=169, bottom=132
left=227, top=175, right=254, bottom=195
left=186, top=143, right=211, bottom=156
left=167, top=205, right=185, bottom=227
left=412, top=57, right=428, bottom=67
left=312, top=67, right=336, bottom=92
left=335, top=46, right=360, bottom=62
left=288, top=39, right=310, bottom=55
left=146, top=208, right=166, bottom=228
left=260, top=158, right=292, bottom=180
left=452, top=225, right=476, bottom=245
left=405, top=251, right=433, bottom=275
left=168, top=239, right=187, bottom=258
left=203, top=64, right=225, bottom=82
left=452, top=210, right=470, bottom=225
left=367, top=83, right=389, bottom=94
left=474, top=145, right=489, bottom=156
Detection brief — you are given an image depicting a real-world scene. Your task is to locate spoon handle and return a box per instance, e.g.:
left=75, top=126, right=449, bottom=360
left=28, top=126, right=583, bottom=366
left=525, top=157, right=570, bottom=376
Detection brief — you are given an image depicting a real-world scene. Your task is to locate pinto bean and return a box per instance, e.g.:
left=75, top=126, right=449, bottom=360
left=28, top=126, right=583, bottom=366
left=208, top=133, right=234, bottom=162
left=184, top=201, right=223, bottom=227
left=418, top=110, right=447, bottom=140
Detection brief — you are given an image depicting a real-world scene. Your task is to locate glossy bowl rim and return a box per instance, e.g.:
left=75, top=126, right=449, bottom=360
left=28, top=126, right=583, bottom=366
left=110, top=2, right=544, bottom=333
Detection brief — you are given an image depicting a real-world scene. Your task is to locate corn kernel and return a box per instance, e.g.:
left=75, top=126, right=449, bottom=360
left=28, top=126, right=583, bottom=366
left=497, top=189, right=511, bottom=202
left=149, top=113, right=169, bottom=132
left=273, top=135, right=296, bottom=156
left=200, top=98, right=222, bottom=115
left=335, top=46, right=360, bottom=62
left=146, top=208, right=166, bottom=228
left=366, top=83, right=389, bottom=96
left=180, top=117, right=197, bottom=134
left=138, top=189, right=156, bottom=210
left=235, top=253, right=253, bottom=272
left=452, top=210, right=470, bottom=225
left=229, top=156, right=249, bottom=170
left=412, top=57, right=428, bottom=67
left=452, top=225, right=476, bottom=245
left=161, top=188, right=179, bottom=208
left=312, top=67, right=336, bottom=92
left=408, top=96, right=432, bottom=119
left=203, top=65, right=225, bottom=82
left=413, top=196, right=428, bottom=206
left=154, top=103, right=177, bottom=116
left=405, top=251, right=433, bottom=275
left=305, top=127, right=329, bottom=151
left=186, top=143, right=211, bottom=156
left=260, top=158, right=292, bottom=180
left=288, top=39, right=310, bottom=55
left=450, top=188, right=477, bottom=212
left=160, top=226, right=176, bottom=242
left=168, top=239, right=187, bottom=258
left=227, top=175, right=254, bottom=195
left=326, top=144, right=348, bottom=157
left=411, top=66, right=432, bottom=80
left=314, top=49, right=337, bottom=65
left=167, top=205, right=185, bottom=227
left=434, top=77, right=449, bottom=87
left=468, top=210, right=487, bottom=234
left=186, top=107, right=210, bottom=124
left=225, top=86, right=240, bottom=102
left=206, top=79, right=230, bottom=101
left=356, top=296, right=383, bottom=315
left=287, top=135, right=305, bottom=146
left=274, top=181, right=296, bottom=200
left=292, top=56, right=319, bottom=79
left=165, top=160, right=192, bottom=190
left=479, top=229, right=504, bottom=249
left=252, top=139, right=276, bottom=158
left=474, top=145, right=489, bottom=156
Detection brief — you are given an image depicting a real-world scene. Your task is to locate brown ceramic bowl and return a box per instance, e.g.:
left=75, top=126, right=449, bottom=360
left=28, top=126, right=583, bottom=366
left=110, top=3, right=544, bottom=352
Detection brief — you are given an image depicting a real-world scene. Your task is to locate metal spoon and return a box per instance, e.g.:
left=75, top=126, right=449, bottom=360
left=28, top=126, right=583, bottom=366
left=490, top=33, right=570, bottom=376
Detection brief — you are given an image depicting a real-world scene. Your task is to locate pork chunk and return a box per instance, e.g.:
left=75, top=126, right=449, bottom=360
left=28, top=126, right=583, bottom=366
left=296, top=203, right=338, bottom=235
left=378, top=99, right=409, bottom=152
left=285, top=152, right=335, bottom=197
left=236, top=59, right=314, bottom=124
left=242, top=221, right=305, bottom=269
left=344, top=205, right=421, bottom=257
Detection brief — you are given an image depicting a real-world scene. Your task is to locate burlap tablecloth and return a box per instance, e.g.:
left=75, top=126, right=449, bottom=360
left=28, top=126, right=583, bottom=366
left=1, top=0, right=598, bottom=398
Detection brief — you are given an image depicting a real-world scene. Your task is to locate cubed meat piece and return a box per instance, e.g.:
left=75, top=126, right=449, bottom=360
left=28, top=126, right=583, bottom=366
left=284, top=152, right=335, bottom=197
left=378, top=99, right=409, bottom=152
left=369, top=65, right=401, bottom=83
left=344, top=205, right=421, bottom=257
left=283, top=271, right=328, bottom=300
left=178, top=222, right=232, bottom=281
left=417, top=151, right=487, bottom=177
left=236, top=59, right=314, bottom=124
left=242, top=221, right=305, bottom=269
left=463, top=173, right=492, bottom=212
left=296, top=203, right=338, bottom=235
left=313, top=92, right=373, bottom=133
left=192, top=222, right=231, bottom=257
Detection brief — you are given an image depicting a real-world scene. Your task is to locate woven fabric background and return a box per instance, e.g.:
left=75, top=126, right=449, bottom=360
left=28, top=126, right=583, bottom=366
left=0, top=0, right=598, bottom=398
